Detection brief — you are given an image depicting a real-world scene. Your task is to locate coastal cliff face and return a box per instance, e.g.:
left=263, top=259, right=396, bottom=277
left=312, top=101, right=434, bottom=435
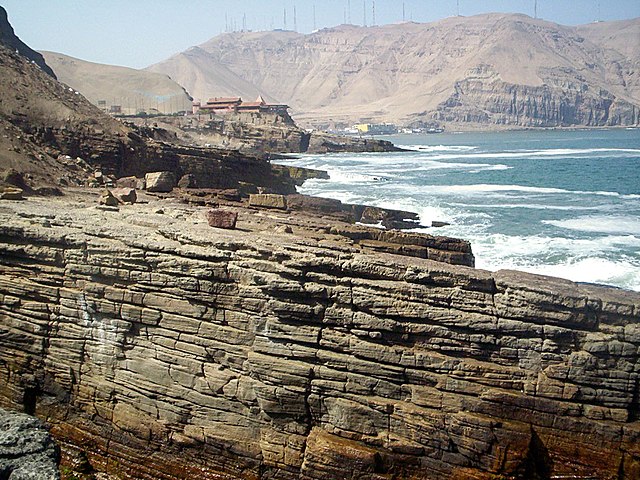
left=1, top=195, right=639, bottom=480
left=148, top=14, right=640, bottom=129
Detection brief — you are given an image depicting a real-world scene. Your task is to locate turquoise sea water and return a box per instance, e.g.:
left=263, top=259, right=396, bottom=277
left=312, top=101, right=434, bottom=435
left=277, top=129, right=640, bottom=291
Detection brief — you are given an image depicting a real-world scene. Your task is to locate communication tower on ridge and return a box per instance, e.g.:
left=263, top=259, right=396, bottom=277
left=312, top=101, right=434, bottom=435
left=363, top=0, right=367, bottom=26
left=294, top=4, right=297, bottom=31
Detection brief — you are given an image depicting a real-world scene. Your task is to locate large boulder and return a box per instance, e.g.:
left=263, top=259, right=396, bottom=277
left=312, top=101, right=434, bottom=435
left=112, top=188, right=137, bottom=204
left=0, top=408, right=60, bottom=479
left=145, top=172, right=176, bottom=193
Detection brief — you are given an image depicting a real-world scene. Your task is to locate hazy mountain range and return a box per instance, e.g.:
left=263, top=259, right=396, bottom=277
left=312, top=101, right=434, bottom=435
left=39, top=13, right=640, bottom=129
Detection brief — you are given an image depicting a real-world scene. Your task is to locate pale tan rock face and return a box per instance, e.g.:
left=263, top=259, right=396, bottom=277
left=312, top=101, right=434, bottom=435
left=0, top=194, right=639, bottom=480
left=148, top=14, right=640, bottom=129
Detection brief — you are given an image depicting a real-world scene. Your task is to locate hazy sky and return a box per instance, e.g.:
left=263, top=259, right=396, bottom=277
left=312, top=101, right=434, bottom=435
left=3, top=1, right=639, bottom=69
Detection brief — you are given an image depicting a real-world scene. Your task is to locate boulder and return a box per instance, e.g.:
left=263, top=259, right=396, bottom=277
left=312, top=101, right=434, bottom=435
left=178, top=174, right=197, bottom=189
left=0, top=408, right=60, bottom=480
left=112, top=188, right=137, bottom=204
left=206, top=209, right=238, bottom=229
left=2, top=169, right=28, bottom=190
left=116, top=176, right=145, bottom=190
left=249, top=193, right=287, bottom=210
left=0, top=187, right=24, bottom=200
left=99, top=189, right=120, bottom=207
left=145, top=172, right=176, bottom=193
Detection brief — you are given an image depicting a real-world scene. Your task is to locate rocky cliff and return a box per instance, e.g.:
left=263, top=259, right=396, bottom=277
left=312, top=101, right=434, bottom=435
left=148, top=14, right=640, bottom=129
left=0, top=6, right=55, bottom=78
left=0, top=193, right=638, bottom=480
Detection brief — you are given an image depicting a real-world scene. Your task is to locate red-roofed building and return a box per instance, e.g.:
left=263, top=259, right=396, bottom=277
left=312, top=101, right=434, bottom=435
left=193, top=95, right=289, bottom=115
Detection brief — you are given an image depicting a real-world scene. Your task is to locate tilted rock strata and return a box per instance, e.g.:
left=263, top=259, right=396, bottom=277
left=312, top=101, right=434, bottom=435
left=0, top=195, right=639, bottom=479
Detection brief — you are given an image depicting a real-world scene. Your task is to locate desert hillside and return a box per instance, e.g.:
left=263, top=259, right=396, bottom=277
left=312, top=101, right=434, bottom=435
left=41, top=51, right=193, bottom=115
left=148, top=13, right=640, bottom=129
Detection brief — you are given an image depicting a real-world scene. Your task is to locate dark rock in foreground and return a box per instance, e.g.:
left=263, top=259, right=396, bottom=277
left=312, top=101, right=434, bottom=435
left=0, top=408, right=60, bottom=480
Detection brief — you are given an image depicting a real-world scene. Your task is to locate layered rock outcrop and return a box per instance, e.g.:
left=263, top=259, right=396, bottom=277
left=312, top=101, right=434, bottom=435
left=0, top=194, right=638, bottom=480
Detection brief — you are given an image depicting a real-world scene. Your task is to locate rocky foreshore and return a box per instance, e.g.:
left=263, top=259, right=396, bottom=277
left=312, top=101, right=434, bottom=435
left=0, top=189, right=639, bottom=480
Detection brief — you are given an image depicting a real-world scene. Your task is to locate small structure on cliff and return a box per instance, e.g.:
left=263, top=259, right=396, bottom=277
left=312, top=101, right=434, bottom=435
left=193, top=95, right=289, bottom=116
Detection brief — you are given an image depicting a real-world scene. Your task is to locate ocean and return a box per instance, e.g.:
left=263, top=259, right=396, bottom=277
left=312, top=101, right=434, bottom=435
left=277, top=128, right=640, bottom=292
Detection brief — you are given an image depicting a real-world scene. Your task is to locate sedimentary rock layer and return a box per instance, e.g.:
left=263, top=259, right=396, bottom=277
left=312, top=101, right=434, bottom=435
left=0, top=195, right=639, bottom=479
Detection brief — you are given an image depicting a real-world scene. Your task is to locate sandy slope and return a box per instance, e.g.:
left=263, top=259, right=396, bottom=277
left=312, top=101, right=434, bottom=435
left=41, top=51, right=193, bottom=115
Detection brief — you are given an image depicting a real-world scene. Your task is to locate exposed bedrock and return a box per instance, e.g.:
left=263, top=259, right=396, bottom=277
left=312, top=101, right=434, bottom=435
left=0, top=197, right=639, bottom=480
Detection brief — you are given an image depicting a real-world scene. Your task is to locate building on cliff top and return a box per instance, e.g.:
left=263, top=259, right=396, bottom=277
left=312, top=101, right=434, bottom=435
left=192, top=95, right=289, bottom=115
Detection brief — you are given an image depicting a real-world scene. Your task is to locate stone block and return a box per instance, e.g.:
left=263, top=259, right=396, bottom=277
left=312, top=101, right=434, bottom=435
left=206, top=209, right=238, bottom=229
left=249, top=193, right=287, bottom=210
left=0, top=187, right=24, bottom=200
left=111, top=187, right=137, bottom=204
left=145, top=171, right=176, bottom=193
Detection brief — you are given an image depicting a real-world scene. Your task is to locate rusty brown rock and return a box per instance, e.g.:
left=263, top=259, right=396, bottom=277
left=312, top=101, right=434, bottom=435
left=206, top=209, right=238, bottom=229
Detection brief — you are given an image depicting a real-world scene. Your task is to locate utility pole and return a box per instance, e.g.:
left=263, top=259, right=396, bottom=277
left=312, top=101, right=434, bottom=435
left=372, top=1, right=376, bottom=26
left=363, top=0, right=367, bottom=27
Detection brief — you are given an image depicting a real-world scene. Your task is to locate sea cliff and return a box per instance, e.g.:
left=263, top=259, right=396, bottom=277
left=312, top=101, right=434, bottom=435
left=0, top=193, right=638, bottom=480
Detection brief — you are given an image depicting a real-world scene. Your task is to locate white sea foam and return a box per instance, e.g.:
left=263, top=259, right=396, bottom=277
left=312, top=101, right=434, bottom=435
left=401, top=145, right=478, bottom=152
left=420, top=147, right=640, bottom=161
left=543, top=215, right=640, bottom=236
left=416, top=183, right=634, bottom=198
left=471, top=233, right=640, bottom=291
left=449, top=202, right=603, bottom=211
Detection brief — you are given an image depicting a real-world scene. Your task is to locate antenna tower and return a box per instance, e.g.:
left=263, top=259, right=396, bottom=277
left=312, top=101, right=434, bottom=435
left=294, top=4, right=297, bottom=31
left=457, top=0, right=460, bottom=16
left=363, top=0, right=367, bottom=27
left=284, top=7, right=287, bottom=29
left=403, top=2, right=405, bottom=22
left=313, top=4, right=317, bottom=30
left=372, top=1, right=376, bottom=26
left=348, top=0, right=351, bottom=23
left=534, top=0, right=538, bottom=19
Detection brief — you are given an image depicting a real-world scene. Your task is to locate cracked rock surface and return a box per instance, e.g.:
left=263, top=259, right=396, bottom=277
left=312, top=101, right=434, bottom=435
left=0, top=191, right=639, bottom=480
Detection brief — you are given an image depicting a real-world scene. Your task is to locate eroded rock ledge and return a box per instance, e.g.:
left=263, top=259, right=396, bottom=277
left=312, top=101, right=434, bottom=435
left=0, top=194, right=639, bottom=480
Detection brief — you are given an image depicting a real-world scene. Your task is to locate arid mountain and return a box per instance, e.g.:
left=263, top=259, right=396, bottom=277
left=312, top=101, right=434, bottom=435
left=148, top=14, right=640, bottom=129
left=41, top=51, right=193, bottom=115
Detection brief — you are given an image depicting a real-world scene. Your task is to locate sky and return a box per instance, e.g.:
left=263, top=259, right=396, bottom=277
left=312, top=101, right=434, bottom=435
left=2, top=1, right=639, bottom=69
